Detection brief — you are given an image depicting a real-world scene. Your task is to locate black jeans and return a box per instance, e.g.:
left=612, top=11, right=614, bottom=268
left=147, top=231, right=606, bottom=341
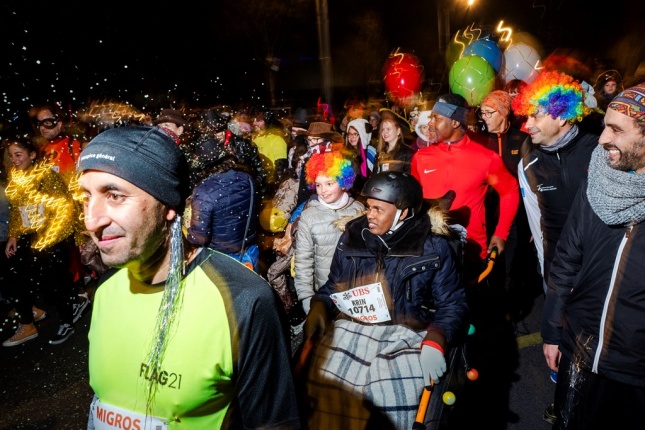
left=5, top=235, right=76, bottom=325
left=0, top=240, right=9, bottom=301
left=553, top=352, right=645, bottom=429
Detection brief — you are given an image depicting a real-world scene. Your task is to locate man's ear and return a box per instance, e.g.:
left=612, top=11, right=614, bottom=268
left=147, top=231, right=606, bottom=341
left=399, top=207, right=409, bottom=221
left=166, top=208, right=178, bottom=222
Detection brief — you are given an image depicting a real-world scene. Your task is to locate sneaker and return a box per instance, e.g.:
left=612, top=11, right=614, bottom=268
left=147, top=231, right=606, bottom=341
left=72, top=293, right=90, bottom=323
left=3, top=324, right=39, bottom=347
left=7, top=307, right=47, bottom=322
left=33, top=306, right=47, bottom=322
left=550, top=370, right=558, bottom=383
left=543, top=403, right=556, bottom=425
left=49, top=323, right=75, bottom=345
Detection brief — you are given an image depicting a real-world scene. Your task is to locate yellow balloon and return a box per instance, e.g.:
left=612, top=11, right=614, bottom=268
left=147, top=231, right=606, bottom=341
left=442, top=391, right=456, bottom=405
left=259, top=205, right=288, bottom=233
left=445, top=41, right=463, bottom=70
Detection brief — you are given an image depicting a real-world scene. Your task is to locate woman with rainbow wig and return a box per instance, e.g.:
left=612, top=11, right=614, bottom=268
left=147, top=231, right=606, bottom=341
left=294, top=146, right=365, bottom=314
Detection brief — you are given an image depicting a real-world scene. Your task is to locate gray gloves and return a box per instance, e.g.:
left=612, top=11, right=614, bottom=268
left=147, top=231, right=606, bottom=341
left=420, top=343, right=446, bottom=386
left=304, top=301, right=330, bottom=339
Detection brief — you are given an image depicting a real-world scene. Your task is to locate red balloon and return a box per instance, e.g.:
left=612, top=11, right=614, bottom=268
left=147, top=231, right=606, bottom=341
left=383, top=52, right=424, bottom=106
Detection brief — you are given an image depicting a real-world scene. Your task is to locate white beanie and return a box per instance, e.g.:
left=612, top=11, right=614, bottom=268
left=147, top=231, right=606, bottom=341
left=414, top=110, right=433, bottom=142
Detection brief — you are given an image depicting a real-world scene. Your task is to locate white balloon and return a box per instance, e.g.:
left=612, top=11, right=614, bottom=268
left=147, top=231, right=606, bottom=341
left=502, top=43, right=542, bottom=84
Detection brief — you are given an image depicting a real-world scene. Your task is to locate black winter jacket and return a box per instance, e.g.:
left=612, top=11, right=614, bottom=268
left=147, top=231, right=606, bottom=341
left=521, top=129, right=597, bottom=281
left=481, top=126, right=531, bottom=178
left=541, top=180, right=645, bottom=387
left=374, top=143, right=414, bottom=174
left=313, top=212, right=468, bottom=345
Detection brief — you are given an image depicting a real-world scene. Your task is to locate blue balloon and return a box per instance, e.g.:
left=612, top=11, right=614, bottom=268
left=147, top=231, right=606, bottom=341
left=462, top=38, right=503, bottom=73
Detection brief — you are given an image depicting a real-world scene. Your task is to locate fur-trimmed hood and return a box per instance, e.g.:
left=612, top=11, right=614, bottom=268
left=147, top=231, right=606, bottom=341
left=332, top=206, right=451, bottom=237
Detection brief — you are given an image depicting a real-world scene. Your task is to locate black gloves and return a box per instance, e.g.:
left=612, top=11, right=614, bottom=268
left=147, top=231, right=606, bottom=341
left=304, top=301, right=330, bottom=339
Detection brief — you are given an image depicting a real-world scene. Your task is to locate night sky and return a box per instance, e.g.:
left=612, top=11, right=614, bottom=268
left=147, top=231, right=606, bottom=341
left=0, top=0, right=641, bottom=128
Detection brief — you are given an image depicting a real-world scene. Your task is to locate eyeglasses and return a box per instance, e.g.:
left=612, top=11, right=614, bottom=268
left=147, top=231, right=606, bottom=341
left=347, top=132, right=359, bottom=138
left=478, top=110, right=497, bottom=119
left=307, top=137, right=325, bottom=146
left=37, top=118, right=58, bottom=129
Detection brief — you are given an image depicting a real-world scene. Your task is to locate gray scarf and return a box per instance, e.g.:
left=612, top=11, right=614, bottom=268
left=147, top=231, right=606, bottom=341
left=587, top=146, right=645, bottom=226
left=541, top=124, right=579, bottom=153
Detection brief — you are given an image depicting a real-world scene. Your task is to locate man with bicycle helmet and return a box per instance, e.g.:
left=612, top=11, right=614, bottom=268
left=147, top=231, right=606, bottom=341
left=303, top=171, right=467, bottom=429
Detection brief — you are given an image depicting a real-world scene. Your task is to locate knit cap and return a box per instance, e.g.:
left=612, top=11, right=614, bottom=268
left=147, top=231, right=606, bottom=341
left=77, top=126, right=190, bottom=210
left=153, top=109, right=187, bottom=126
left=608, top=82, right=645, bottom=122
left=481, top=90, right=512, bottom=118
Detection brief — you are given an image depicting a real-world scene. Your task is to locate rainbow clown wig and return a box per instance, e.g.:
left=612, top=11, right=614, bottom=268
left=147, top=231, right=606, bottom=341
left=304, top=145, right=356, bottom=190
left=512, top=71, right=589, bottom=123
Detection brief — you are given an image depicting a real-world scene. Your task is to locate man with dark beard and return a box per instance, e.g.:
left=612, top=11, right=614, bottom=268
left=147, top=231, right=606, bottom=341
left=541, top=82, right=645, bottom=429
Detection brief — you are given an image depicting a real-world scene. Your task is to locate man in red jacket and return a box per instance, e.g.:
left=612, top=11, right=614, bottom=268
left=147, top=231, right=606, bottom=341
left=411, top=93, right=519, bottom=283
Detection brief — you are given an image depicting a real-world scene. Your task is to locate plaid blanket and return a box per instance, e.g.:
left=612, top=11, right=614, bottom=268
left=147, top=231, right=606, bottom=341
left=305, top=319, right=426, bottom=430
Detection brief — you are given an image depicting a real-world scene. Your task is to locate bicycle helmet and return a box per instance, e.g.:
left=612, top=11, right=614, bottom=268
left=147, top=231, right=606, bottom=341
left=361, top=171, right=423, bottom=216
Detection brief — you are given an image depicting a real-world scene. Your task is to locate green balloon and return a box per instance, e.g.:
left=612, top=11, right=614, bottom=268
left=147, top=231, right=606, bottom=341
left=449, top=54, right=496, bottom=106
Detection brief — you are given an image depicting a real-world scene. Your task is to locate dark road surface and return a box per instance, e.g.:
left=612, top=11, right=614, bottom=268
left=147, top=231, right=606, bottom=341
left=0, top=280, right=554, bottom=430
left=0, top=298, right=94, bottom=430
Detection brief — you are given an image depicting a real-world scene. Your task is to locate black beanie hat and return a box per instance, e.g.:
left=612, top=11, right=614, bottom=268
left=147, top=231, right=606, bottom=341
left=78, top=126, right=190, bottom=211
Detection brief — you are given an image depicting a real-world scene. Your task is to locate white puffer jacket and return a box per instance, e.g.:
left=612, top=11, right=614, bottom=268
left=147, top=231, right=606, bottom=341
left=294, top=196, right=365, bottom=313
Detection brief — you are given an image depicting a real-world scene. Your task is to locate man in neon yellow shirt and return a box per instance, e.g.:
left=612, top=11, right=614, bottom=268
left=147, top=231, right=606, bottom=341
left=77, top=126, right=300, bottom=429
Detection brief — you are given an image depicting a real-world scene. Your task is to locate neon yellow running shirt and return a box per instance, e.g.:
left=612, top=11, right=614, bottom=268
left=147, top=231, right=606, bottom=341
left=88, top=250, right=299, bottom=428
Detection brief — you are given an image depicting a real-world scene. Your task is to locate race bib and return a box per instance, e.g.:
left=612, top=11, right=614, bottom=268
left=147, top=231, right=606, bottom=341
left=18, top=204, right=45, bottom=228
left=330, top=282, right=391, bottom=324
left=91, top=397, right=168, bottom=430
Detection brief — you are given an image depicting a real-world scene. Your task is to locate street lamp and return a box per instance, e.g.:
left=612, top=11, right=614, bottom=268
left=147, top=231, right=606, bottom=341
left=316, top=0, right=333, bottom=111
left=437, top=0, right=477, bottom=53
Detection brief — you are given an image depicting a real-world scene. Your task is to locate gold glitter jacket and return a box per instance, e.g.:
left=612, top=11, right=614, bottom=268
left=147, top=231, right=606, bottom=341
left=6, top=161, right=78, bottom=250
